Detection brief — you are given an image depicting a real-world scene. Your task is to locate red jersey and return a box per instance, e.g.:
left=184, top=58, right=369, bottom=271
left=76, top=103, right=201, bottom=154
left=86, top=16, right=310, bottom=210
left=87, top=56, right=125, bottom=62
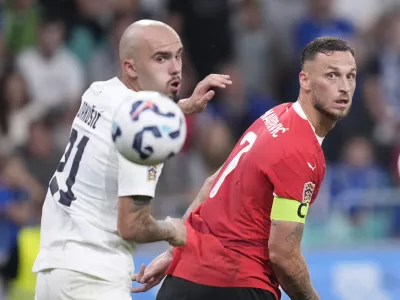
left=166, top=102, right=326, bottom=299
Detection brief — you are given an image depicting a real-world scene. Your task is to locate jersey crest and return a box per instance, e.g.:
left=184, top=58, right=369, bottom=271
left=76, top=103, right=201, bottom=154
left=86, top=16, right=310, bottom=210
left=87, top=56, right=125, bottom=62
left=147, top=166, right=157, bottom=182
left=302, top=182, right=315, bottom=204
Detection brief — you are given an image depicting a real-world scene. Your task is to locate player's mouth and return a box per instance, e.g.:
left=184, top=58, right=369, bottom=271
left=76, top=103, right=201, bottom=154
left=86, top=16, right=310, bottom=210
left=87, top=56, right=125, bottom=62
left=169, top=79, right=181, bottom=92
left=333, top=99, right=349, bottom=109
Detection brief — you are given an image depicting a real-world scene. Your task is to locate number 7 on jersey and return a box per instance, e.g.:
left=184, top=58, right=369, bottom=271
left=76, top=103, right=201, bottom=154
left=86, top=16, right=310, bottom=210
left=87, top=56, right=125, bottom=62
left=210, top=131, right=257, bottom=198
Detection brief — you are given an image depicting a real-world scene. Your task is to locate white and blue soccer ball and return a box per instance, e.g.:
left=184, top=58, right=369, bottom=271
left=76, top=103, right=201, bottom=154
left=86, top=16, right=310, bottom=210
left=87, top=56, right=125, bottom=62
left=112, top=91, right=187, bottom=166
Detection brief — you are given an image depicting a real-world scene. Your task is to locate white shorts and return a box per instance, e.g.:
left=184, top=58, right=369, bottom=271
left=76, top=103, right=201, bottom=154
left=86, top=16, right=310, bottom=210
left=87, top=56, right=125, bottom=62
left=35, top=269, right=132, bottom=300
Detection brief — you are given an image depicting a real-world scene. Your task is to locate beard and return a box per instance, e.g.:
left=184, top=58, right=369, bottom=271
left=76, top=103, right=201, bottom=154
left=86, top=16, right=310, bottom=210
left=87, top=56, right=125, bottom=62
left=312, top=91, right=350, bottom=121
left=170, top=91, right=180, bottom=103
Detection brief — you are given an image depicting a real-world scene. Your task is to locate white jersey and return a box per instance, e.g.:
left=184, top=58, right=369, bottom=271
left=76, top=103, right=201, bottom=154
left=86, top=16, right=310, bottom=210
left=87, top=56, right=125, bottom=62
left=32, top=77, right=163, bottom=286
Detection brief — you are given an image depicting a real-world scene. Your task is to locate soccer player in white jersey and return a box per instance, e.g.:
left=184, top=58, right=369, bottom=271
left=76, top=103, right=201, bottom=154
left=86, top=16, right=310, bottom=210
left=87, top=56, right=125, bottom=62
left=33, top=20, right=232, bottom=300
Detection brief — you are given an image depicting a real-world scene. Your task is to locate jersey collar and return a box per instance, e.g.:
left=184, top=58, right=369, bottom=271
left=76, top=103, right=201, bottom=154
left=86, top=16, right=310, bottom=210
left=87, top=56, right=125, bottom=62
left=113, top=77, right=127, bottom=89
left=293, top=101, right=324, bottom=145
left=112, top=77, right=138, bottom=93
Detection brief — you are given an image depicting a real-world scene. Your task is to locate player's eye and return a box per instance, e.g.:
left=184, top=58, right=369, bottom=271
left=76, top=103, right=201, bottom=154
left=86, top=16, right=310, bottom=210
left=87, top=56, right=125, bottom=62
left=347, top=73, right=356, bottom=80
left=156, top=56, right=165, bottom=63
left=327, top=73, right=336, bottom=79
left=175, top=54, right=182, bottom=61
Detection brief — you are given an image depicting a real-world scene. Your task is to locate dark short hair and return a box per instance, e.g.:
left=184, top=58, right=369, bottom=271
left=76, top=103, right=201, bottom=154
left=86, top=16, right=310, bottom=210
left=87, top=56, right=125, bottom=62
left=301, top=37, right=355, bottom=68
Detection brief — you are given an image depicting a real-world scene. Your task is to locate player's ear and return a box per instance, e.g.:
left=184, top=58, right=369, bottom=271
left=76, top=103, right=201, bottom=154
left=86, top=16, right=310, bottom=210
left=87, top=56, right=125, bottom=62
left=124, top=59, right=138, bottom=79
left=299, top=70, right=311, bottom=92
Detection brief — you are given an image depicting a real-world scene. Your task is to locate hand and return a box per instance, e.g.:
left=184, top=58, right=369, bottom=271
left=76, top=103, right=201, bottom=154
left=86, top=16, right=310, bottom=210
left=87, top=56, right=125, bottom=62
left=180, top=74, right=232, bottom=114
left=165, top=217, right=187, bottom=247
left=131, top=250, right=173, bottom=293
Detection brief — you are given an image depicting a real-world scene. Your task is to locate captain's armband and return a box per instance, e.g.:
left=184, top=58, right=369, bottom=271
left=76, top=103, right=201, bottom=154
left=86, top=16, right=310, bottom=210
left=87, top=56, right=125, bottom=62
left=271, top=197, right=309, bottom=224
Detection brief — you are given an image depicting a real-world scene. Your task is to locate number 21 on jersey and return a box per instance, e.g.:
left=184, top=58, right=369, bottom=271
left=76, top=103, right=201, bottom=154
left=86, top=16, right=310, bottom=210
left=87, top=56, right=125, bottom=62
left=49, top=128, right=89, bottom=207
left=210, top=131, right=257, bottom=198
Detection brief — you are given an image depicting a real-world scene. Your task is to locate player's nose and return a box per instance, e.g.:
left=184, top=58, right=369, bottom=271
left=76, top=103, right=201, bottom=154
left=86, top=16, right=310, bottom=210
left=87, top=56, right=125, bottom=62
left=169, top=58, right=181, bottom=75
left=338, top=77, right=351, bottom=93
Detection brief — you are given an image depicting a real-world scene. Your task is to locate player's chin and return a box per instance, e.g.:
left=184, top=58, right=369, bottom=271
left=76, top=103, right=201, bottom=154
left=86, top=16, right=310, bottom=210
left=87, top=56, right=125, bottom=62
left=168, top=90, right=180, bottom=103
left=327, top=107, right=350, bottom=121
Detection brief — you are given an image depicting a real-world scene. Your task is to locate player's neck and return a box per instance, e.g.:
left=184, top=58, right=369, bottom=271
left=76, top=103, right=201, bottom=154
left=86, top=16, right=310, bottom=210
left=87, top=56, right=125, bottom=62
left=120, top=74, right=140, bottom=92
left=298, top=98, right=335, bottom=138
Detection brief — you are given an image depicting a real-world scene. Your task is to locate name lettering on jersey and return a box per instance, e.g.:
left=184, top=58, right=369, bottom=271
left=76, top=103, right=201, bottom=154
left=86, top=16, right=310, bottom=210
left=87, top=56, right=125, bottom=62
left=76, top=102, right=102, bottom=129
left=260, top=109, right=289, bottom=138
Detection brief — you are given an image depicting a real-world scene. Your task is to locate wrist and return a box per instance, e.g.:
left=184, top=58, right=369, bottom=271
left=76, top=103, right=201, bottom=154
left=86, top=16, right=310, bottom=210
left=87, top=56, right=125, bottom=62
left=161, top=218, right=176, bottom=242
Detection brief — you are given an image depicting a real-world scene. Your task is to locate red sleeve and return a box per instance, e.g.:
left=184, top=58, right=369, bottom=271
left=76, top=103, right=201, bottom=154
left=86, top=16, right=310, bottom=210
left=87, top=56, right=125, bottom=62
left=266, top=153, right=322, bottom=204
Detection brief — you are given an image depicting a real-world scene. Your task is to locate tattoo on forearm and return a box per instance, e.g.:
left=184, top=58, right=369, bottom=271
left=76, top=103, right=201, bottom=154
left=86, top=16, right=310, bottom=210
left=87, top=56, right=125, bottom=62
left=127, top=197, right=173, bottom=243
left=131, top=214, right=173, bottom=243
left=271, top=221, right=318, bottom=300
left=273, top=255, right=318, bottom=300
left=285, top=223, right=304, bottom=248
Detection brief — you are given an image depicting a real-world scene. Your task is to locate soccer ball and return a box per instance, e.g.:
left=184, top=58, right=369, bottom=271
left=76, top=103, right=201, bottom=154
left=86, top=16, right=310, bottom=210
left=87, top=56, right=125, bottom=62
left=112, top=91, right=187, bottom=166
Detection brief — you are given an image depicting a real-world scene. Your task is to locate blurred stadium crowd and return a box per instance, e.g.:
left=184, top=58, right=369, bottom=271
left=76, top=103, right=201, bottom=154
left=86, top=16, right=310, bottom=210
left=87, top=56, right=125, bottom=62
left=1, top=0, right=400, bottom=298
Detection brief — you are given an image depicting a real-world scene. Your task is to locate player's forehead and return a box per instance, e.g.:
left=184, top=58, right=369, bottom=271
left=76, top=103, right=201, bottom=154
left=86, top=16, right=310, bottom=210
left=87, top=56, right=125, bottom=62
left=313, top=51, right=356, bottom=73
left=143, top=28, right=183, bottom=56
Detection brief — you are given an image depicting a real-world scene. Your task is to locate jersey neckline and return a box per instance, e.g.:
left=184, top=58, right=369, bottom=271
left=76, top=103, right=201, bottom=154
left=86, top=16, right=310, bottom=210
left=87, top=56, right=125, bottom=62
left=292, top=101, right=325, bottom=145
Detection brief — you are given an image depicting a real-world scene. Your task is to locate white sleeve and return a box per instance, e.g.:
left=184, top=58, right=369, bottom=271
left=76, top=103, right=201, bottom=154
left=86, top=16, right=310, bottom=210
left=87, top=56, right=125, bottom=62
left=117, top=153, right=163, bottom=198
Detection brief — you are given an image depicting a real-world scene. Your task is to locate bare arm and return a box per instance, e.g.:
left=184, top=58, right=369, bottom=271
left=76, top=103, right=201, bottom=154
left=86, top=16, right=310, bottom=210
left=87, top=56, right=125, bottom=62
left=119, top=166, right=218, bottom=244
left=117, top=169, right=218, bottom=245
left=118, top=196, right=183, bottom=245
left=269, top=220, right=319, bottom=300
left=129, top=170, right=219, bottom=292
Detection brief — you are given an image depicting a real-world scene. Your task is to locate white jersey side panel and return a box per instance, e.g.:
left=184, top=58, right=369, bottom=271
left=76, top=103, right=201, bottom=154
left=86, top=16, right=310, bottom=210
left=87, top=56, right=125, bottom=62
left=32, top=77, right=163, bottom=285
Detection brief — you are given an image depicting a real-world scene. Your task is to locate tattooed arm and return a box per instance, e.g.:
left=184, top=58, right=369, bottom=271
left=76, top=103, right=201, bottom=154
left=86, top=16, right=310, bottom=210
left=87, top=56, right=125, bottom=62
left=118, top=196, right=186, bottom=246
left=118, top=168, right=220, bottom=247
left=269, top=220, right=319, bottom=300
left=129, top=169, right=221, bottom=292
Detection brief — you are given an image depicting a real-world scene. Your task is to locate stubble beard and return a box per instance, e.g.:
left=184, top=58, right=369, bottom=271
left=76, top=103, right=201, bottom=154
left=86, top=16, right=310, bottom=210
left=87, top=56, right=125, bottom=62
left=312, top=91, right=350, bottom=121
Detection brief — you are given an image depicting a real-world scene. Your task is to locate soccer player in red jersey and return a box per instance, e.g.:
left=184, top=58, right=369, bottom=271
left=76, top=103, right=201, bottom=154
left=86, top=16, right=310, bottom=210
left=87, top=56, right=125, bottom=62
left=132, top=36, right=357, bottom=300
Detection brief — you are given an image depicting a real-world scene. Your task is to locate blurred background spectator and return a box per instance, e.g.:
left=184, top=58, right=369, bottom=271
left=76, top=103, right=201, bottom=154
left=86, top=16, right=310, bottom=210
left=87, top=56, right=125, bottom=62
left=16, top=13, right=84, bottom=113
left=4, top=0, right=39, bottom=57
left=166, top=0, right=233, bottom=83
left=88, top=13, right=134, bottom=83
left=293, top=0, right=356, bottom=55
left=233, top=0, right=276, bottom=96
left=1, top=0, right=400, bottom=299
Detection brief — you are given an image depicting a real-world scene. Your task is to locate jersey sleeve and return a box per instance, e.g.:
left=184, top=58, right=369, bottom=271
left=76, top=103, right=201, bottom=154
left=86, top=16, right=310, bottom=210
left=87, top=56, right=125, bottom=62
left=266, top=153, right=322, bottom=223
left=117, top=153, right=163, bottom=198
